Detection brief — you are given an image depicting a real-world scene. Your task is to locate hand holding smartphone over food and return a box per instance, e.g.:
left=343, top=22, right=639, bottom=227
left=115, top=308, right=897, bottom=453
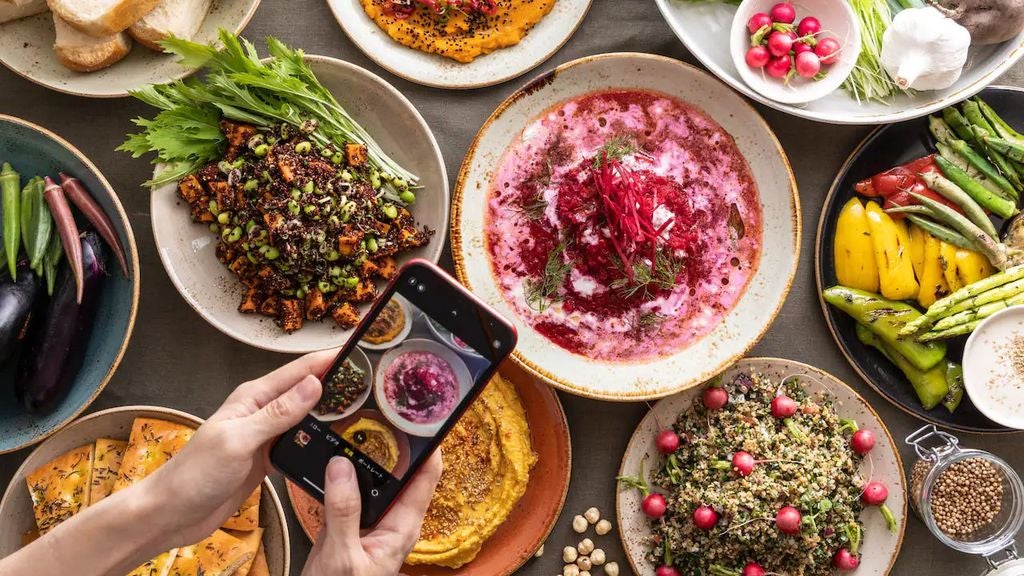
left=271, top=260, right=518, bottom=528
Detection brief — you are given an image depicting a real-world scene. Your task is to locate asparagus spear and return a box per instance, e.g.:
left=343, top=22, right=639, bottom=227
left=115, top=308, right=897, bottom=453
left=918, top=320, right=982, bottom=341
left=931, top=290, right=1024, bottom=331
left=918, top=172, right=999, bottom=237
left=909, top=193, right=1007, bottom=270
left=900, top=264, right=1024, bottom=335
left=941, top=277, right=1024, bottom=317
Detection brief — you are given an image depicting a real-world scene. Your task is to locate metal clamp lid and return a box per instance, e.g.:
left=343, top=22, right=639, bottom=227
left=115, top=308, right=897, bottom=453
left=986, top=544, right=1020, bottom=573
left=906, top=425, right=961, bottom=461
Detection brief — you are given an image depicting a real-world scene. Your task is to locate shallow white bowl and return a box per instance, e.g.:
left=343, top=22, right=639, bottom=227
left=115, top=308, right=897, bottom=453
left=617, top=358, right=906, bottom=576
left=310, top=347, right=373, bottom=423
left=730, top=0, right=860, bottom=105
left=356, top=295, right=413, bottom=352
left=151, top=56, right=448, bottom=353
left=0, top=406, right=291, bottom=575
left=326, top=0, right=592, bottom=89
left=657, top=0, right=1024, bottom=124
left=452, top=53, right=800, bottom=401
left=0, top=0, right=261, bottom=98
left=963, top=305, right=1024, bottom=430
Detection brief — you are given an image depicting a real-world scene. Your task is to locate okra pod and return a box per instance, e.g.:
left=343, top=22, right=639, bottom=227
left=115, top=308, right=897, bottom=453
left=918, top=172, right=998, bottom=238
left=904, top=214, right=976, bottom=250
left=975, top=98, right=1024, bottom=145
left=884, top=205, right=934, bottom=217
left=943, top=107, right=975, bottom=142
left=42, top=228, right=63, bottom=296
left=42, top=176, right=83, bottom=303
left=910, top=193, right=1007, bottom=270
left=970, top=125, right=1024, bottom=194
left=983, top=135, right=1024, bottom=164
left=19, top=177, right=51, bottom=271
left=0, top=163, right=20, bottom=277
left=932, top=156, right=1017, bottom=219
left=936, top=141, right=1006, bottom=198
left=929, top=116, right=958, bottom=145
left=950, top=139, right=1017, bottom=200
left=59, top=174, right=128, bottom=277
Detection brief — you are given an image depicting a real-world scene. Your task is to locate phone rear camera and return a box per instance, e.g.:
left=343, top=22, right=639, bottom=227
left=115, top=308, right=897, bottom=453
left=417, top=284, right=426, bottom=293
left=408, top=277, right=417, bottom=285
left=492, top=339, right=502, bottom=349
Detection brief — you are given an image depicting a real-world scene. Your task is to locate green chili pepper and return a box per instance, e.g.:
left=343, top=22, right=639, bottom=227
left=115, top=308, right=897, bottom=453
left=0, top=163, right=20, bottom=277
left=20, top=177, right=51, bottom=271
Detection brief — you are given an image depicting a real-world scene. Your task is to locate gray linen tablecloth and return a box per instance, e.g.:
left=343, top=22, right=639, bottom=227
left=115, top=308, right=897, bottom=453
left=1, top=1, right=1022, bottom=574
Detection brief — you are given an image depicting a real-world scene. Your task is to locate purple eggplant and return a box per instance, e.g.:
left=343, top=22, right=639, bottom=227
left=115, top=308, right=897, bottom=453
left=15, top=232, right=106, bottom=414
left=0, top=263, right=43, bottom=366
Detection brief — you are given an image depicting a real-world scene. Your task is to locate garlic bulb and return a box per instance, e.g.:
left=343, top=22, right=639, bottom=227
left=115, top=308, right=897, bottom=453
left=881, top=7, right=971, bottom=91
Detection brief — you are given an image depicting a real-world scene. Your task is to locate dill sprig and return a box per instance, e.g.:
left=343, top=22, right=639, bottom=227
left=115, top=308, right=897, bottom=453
left=524, top=238, right=572, bottom=312
left=592, top=136, right=639, bottom=169
left=631, top=310, right=666, bottom=338
left=610, top=250, right=684, bottom=300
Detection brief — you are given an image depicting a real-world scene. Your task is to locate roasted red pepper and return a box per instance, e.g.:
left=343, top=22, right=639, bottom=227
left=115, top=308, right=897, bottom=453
left=855, top=155, right=961, bottom=218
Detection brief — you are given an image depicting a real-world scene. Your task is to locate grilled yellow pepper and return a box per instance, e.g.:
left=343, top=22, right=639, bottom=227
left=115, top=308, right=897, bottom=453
left=909, top=223, right=926, bottom=279
left=955, top=248, right=995, bottom=286
left=917, top=231, right=949, bottom=308
left=834, top=198, right=879, bottom=292
left=865, top=201, right=919, bottom=301
left=939, top=241, right=962, bottom=292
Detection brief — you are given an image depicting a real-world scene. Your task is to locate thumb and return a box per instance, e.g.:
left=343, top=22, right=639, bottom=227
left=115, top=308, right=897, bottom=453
left=319, top=457, right=363, bottom=552
left=247, top=374, right=321, bottom=442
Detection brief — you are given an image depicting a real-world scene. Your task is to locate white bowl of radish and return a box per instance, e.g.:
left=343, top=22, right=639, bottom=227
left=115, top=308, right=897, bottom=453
left=730, top=0, right=860, bottom=105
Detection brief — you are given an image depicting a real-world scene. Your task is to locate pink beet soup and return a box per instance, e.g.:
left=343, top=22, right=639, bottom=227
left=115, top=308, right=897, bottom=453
left=383, top=351, right=458, bottom=424
left=486, top=90, right=762, bottom=361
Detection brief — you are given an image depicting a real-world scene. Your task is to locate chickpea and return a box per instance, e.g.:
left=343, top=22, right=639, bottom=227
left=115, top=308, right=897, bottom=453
left=572, top=515, right=589, bottom=533
left=577, top=538, right=595, bottom=556
left=595, top=519, right=613, bottom=536
left=584, top=507, right=601, bottom=524
left=577, top=556, right=593, bottom=571
left=590, top=549, right=606, bottom=566
left=605, top=561, right=620, bottom=576
left=563, top=565, right=580, bottom=576
left=562, top=546, right=578, bottom=563
left=580, top=572, right=591, bottom=576
left=535, top=544, right=544, bottom=558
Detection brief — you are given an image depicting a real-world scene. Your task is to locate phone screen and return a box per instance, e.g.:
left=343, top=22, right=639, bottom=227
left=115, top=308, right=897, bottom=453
left=271, top=261, right=515, bottom=527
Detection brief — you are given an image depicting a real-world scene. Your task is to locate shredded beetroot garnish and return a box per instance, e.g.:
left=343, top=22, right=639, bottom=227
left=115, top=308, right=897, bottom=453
left=590, top=153, right=673, bottom=282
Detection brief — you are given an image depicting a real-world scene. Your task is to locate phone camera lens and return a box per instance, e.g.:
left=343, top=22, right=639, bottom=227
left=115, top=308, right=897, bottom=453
left=417, top=284, right=426, bottom=293
left=408, top=277, right=417, bottom=285
left=451, top=309, right=458, bottom=317
left=492, top=339, right=502, bottom=349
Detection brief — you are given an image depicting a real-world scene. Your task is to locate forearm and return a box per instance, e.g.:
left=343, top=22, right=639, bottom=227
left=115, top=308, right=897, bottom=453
left=0, top=482, right=169, bottom=576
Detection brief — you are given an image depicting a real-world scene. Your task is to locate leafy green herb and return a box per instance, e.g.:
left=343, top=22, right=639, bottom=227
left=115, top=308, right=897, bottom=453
left=118, top=30, right=417, bottom=188
left=517, top=189, right=548, bottom=220
left=611, top=250, right=684, bottom=300
left=592, top=135, right=639, bottom=169
left=523, top=238, right=572, bottom=312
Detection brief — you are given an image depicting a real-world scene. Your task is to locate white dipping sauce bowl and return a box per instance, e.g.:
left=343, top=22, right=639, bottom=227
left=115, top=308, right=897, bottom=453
left=963, top=305, right=1024, bottom=430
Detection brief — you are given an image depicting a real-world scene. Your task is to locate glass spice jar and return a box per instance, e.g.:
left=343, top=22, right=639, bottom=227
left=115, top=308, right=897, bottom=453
left=906, top=425, right=1024, bottom=575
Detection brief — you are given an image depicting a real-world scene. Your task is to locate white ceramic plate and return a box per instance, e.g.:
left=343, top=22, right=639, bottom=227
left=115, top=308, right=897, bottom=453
left=452, top=53, right=800, bottom=401
left=656, top=0, right=1024, bottom=124
left=310, top=347, right=374, bottom=422
left=151, top=56, right=448, bottom=353
left=326, top=0, right=592, bottom=89
left=357, top=295, right=413, bottom=352
left=373, top=338, right=473, bottom=437
left=0, top=406, right=291, bottom=576
left=0, top=0, right=261, bottom=98
left=616, top=357, right=907, bottom=576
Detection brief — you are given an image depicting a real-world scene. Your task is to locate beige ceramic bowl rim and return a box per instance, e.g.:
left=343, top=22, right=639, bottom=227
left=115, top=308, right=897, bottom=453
left=0, top=0, right=263, bottom=99
left=450, top=52, right=802, bottom=402
left=0, top=114, right=141, bottom=455
left=327, top=0, right=594, bottom=90
left=614, top=356, right=908, bottom=576
left=0, top=404, right=291, bottom=575
left=150, top=53, right=449, bottom=354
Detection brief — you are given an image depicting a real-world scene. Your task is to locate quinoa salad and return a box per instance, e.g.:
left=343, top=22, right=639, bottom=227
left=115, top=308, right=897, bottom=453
left=620, top=370, right=896, bottom=576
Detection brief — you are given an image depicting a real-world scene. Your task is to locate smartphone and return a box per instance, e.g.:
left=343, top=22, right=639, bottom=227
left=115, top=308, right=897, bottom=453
left=270, top=259, right=517, bottom=528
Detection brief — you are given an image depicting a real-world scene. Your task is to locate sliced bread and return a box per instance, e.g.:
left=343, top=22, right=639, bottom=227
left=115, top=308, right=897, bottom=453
left=128, top=0, right=211, bottom=51
left=0, top=0, right=48, bottom=25
left=53, top=13, right=131, bottom=72
left=47, top=0, right=160, bottom=36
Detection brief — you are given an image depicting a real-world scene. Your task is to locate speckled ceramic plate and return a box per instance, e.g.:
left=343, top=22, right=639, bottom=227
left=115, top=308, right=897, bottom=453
left=0, top=406, right=291, bottom=575
left=656, top=0, right=1024, bottom=124
left=287, top=362, right=571, bottom=576
left=616, top=357, right=907, bottom=576
left=452, top=53, right=800, bottom=401
left=150, top=56, right=448, bottom=353
left=0, top=115, right=139, bottom=454
left=326, top=0, right=592, bottom=89
left=0, top=0, right=261, bottom=98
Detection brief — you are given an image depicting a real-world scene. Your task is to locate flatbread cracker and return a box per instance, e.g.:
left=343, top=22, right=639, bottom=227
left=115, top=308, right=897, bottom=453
left=25, top=444, right=94, bottom=534
left=126, top=549, right=177, bottom=576
left=113, top=418, right=195, bottom=492
left=225, top=528, right=263, bottom=576
left=166, top=545, right=199, bottom=576
left=222, top=486, right=260, bottom=531
left=89, top=438, right=127, bottom=504
left=247, top=542, right=270, bottom=576
left=194, top=529, right=254, bottom=576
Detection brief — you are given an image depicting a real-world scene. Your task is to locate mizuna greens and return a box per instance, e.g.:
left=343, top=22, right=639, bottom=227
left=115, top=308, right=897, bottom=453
left=119, top=30, right=418, bottom=190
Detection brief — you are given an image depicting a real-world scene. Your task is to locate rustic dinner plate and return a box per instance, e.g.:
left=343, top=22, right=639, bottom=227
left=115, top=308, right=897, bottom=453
left=327, top=0, right=592, bottom=89
left=655, top=0, right=1024, bottom=124
left=452, top=53, right=800, bottom=401
left=150, top=55, right=448, bottom=353
left=0, top=115, right=139, bottom=454
left=287, top=361, right=571, bottom=576
left=617, top=357, right=907, bottom=576
left=814, top=85, right=1022, bottom=434
left=0, top=0, right=261, bottom=98
left=0, top=406, right=291, bottom=575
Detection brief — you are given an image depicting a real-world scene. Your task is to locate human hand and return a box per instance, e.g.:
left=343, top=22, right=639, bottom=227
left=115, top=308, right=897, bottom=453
left=139, top=350, right=334, bottom=547
left=301, top=452, right=443, bottom=576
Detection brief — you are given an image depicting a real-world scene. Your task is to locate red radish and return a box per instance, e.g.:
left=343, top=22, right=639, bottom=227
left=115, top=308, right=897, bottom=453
left=851, top=429, right=875, bottom=454
left=793, top=41, right=813, bottom=54
left=642, top=493, right=667, bottom=519
left=775, top=506, right=802, bottom=534
left=656, top=567, right=682, bottom=576
left=797, top=16, right=821, bottom=36
left=767, top=31, right=794, bottom=57
left=862, top=481, right=889, bottom=506
left=656, top=429, right=681, bottom=454
left=732, top=451, right=755, bottom=476
left=795, top=52, right=821, bottom=78
left=702, top=387, right=729, bottom=410
left=833, top=548, right=860, bottom=571
left=816, top=37, right=841, bottom=65
left=746, top=46, right=772, bottom=68
left=770, top=2, right=796, bottom=23
left=693, top=505, right=719, bottom=530
left=747, top=12, right=772, bottom=34
left=742, top=562, right=766, bottom=576
left=771, top=395, right=798, bottom=418
left=766, top=56, right=792, bottom=78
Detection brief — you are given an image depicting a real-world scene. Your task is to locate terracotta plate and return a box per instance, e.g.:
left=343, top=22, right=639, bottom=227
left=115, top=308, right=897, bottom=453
left=287, top=361, right=571, bottom=576
left=617, top=357, right=906, bottom=576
